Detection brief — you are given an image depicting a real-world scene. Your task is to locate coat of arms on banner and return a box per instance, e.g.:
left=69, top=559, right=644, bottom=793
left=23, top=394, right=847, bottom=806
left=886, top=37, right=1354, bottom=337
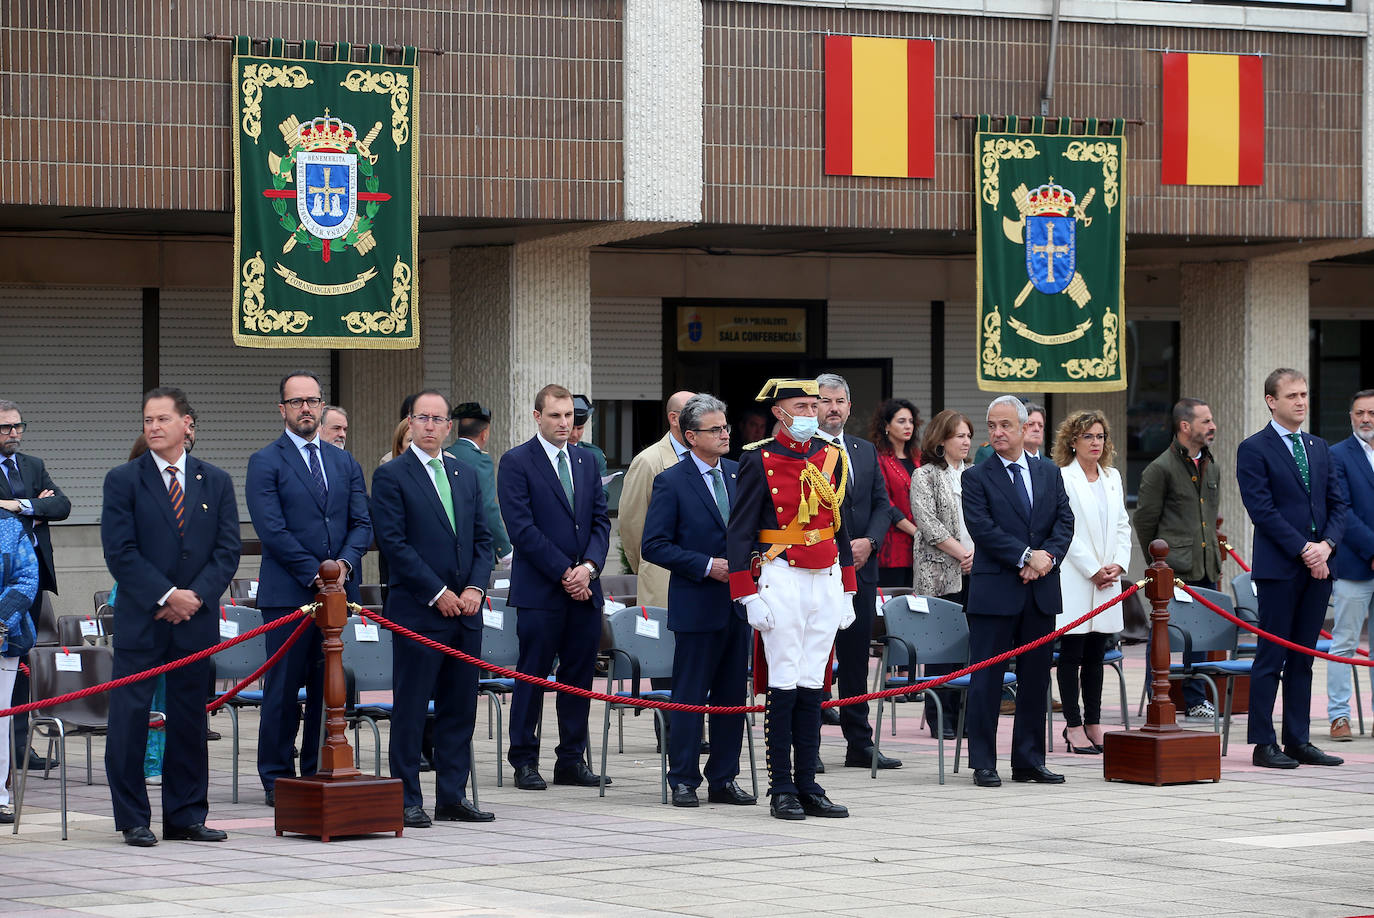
left=232, top=38, right=419, bottom=349
left=974, top=116, right=1126, bottom=392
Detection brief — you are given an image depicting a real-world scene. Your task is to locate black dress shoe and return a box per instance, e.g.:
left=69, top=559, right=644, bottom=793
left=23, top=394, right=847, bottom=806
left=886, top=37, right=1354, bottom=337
left=1283, top=742, right=1343, bottom=767
left=553, top=761, right=608, bottom=787
left=972, top=768, right=1001, bottom=787
left=122, top=826, right=158, bottom=847
left=843, top=747, right=903, bottom=769
left=163, top=823, right=228, bottom=842
left=418, top=753, right=433, bottom=773
left=23, top=750, right=56, bottom=771
left=434, top=799, right=495, bottom=822
left=769, top=792, right=806, bottom=820
left=512, top=765, right=547, bottom=790
left=821, top=706, right=841, bottom=726
left=671, top=785, right=699, bottom=807
left=264, top=788, right=275, bottom=808
left=814, top=757, right=825, bottom=774
left=1253, top=743, right=1300, bottom=769
left=1062, top=728, right=1100, bottom=755
left=205, top=728, right=222, bottom=742
left=707, top=781, right=756, bottom=805
left=1011, top=765, right=1066, bottom=784
left=799, top=792, right=848, bottom=818
left=402, top=805, right=432, bottom=828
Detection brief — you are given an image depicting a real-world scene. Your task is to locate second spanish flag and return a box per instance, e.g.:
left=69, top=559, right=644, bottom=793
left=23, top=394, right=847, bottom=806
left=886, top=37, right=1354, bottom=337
left=824, top=36, right=935, bottom=179
left=1161, top=52, right=1264, bottom=186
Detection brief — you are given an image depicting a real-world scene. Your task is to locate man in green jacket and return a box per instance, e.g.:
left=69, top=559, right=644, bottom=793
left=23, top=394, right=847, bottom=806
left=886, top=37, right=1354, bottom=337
left=570, top=395, right=609, bottom=489
left=450, top=402, right=512, bottom=564
left=1133, top=396, right=1221, bottom=720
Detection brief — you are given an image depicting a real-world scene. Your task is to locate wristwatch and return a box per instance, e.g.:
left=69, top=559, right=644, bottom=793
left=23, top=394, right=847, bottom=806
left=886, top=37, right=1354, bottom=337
left=581, top=560, right=600, bottom=581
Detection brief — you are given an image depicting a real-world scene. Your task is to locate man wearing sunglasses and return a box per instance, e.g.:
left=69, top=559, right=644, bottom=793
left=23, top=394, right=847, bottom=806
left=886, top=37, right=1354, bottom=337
left=0, top=399, right=70, bottom=772
left=246, top=371, right=372, bottom=806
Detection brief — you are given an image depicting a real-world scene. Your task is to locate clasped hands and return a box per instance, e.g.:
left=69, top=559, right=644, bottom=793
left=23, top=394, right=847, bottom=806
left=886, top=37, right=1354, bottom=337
left=1091, top=563, right=1125, bottom=589
left=1300, top=540, right=1332, bottom=580
left=1019, top=549, right=1055, bottom=582
left=155, top=588, right=202, bottom=624
left=436, top=586, right=484, bottom=617
left=561, top=564, right=593, bottom=601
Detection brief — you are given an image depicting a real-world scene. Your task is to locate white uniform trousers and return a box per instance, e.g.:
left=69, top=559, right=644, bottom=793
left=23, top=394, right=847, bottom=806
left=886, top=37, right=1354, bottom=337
left=756, top=560, right=847, bottom=690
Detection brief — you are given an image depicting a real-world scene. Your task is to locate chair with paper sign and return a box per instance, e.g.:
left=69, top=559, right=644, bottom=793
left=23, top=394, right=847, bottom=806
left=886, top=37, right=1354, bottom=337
left=206, top=604, right=265, bottom=802
left=599, top=604, right=675, bottom=802
left=476, top=595, right=520, bottom=786
left=1166, top=586, right=1252, bottom=756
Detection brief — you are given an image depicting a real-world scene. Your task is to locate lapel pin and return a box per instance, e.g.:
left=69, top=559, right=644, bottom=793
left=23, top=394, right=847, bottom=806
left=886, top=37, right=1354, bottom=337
left=201, top=503, right=208, bottom=510
left=195, top=474, right=203, bottom=480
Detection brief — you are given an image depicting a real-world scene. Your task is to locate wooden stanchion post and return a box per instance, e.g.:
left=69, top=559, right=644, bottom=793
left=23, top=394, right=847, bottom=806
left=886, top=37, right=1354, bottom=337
left=1103, top=540, right=1221, bottom=785
left=274, top=561, right=404, bottom=841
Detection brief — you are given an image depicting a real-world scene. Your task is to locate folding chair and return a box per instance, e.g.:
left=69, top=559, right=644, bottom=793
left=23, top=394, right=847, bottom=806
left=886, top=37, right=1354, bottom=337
left=12, top=645, right=126, bottom=840
left=1166, top=586, right=1252, bottom=756
left=599, top=605, right=674, bottom=802
left=31, top=592, right=60, bottom=647
left=207, top=604, right=266, bottom=803
left=228, top=578, right=258, bottom=608
left=476, top=597, right=519, bottom=786
left=875, top=594, right=1017, bottom=783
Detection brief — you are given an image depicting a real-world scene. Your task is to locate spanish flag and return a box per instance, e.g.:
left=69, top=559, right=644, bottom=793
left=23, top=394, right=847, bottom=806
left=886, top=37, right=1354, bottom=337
left=824, top=36, right=935, bottom=179
left=1161, top=52, right=1264, bottom=186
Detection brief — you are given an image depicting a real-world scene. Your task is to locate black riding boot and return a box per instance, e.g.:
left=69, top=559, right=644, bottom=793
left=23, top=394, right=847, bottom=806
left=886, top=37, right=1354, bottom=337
left=764, top=687, right=797, bottom=796
left=792, top=687, right=826, bottom=796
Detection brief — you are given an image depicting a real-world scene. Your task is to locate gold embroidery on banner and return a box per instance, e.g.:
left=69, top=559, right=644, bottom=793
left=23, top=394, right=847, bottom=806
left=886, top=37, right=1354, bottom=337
left=340, top=70, right=411, bottom=150
left=1008, top=316, right=1093, bottom=346
left=1062, top=311, right=1120, bottom=379
left=240, top=63, right=313, bottom=144
left=981, top=307, right=1040, bottom=379
left=980, top=138, right=1039, bottom=208
left=1063, top=140, right=1120, bottom=212
left=240, top=252, right=311, bottom=334
left=342, top=257, right=410, bottom=334
left=273, top=263, right=378, bottom=296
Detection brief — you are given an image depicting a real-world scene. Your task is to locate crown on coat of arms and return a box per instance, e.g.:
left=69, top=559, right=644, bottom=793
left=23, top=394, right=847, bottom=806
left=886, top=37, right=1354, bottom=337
left=297, top=109, right=357, bottom=152
left=1025, top=181, right=1076, bottom=217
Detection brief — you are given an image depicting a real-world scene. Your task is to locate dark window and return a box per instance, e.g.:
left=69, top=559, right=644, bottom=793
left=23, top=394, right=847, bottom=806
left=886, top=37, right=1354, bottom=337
left=1124, top=320, right=1180, bottom=503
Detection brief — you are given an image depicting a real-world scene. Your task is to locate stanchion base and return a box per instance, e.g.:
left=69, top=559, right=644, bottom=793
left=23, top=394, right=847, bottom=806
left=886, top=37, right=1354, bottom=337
left=1103, top=729, right=1221, bottom=785
left=273, top=774, right=404, bottom=842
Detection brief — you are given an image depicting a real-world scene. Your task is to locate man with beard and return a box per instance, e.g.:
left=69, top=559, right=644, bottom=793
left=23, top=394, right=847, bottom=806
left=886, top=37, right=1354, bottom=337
left=246, top=371, right=372, bottom=806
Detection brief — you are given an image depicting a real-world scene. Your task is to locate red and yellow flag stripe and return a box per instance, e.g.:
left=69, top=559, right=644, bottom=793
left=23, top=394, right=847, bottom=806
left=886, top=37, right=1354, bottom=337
left=824, top=36, right=934, bottom=179
left=1161, top=52, right=1264, bottom=186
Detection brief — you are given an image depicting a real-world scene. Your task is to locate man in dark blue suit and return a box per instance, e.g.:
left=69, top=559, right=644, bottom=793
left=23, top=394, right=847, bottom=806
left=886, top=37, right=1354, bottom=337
left=642, top=394, right=756, bottom=808
left=1326, top=389, right=1374, bottom=741
left=101, top=387, right=240, bottom=846
left=371, top=390, right=495, bottom=827
left=246, top=371, right=372, bottom=806
left=498, top=384, right=611, bottom=790
left=961, top=395, right=1074, bottom=788
left=1237, top=368, right=1347, bottom=769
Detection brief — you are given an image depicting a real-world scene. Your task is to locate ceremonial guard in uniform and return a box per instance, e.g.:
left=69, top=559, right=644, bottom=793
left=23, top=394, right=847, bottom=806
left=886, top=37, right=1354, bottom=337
left=727, top=379, right=858, bottom=820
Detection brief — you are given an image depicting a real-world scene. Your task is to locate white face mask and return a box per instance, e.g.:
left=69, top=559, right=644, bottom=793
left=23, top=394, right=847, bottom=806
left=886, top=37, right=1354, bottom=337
left=779, top=407, right=818, bottom=442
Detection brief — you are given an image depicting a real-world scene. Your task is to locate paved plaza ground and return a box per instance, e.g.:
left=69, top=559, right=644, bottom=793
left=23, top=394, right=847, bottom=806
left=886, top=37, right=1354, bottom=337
left=3, top=645, right=1374, bottom=918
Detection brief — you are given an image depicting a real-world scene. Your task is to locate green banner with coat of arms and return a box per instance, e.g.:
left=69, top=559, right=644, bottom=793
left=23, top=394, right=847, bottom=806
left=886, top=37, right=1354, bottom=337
left=975, top=116, right=1126, bottom=392
left=232, top=37, right=419, bottom=349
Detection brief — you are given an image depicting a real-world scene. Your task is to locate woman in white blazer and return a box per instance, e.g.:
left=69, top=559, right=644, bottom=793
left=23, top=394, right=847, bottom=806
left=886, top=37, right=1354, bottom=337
left=1051, top=410, right=1133, bottom=755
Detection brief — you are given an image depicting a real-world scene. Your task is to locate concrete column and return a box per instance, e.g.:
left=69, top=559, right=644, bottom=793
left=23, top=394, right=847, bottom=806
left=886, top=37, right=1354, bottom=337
left=624, top=0, right=702, bottom=222
left=1179, top=259, right=1310, bottom=563
left=335, top=347, right=424, bottom=481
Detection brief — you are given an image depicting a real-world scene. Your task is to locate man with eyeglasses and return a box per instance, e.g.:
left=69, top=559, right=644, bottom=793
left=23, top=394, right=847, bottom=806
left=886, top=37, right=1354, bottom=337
left=245, top=371, right=372, bottom=806
left=0, top=398, right=70, bottom=772
left=642, top=394, right=755, bottom=808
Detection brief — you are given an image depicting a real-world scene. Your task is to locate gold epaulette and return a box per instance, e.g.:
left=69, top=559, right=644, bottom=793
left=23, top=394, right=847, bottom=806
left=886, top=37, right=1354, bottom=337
left=742, top=438, right=772, bottom=451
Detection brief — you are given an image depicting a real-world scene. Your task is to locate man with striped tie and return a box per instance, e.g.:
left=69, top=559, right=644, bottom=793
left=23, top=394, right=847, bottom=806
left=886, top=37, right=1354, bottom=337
left=101, top=387, right=240, bottom=846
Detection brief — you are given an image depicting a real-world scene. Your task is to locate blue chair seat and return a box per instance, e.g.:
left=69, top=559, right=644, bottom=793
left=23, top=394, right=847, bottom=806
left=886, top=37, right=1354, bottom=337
left=479, top=677, right=516, bottom=691
left=220, top=687, right=307, bottom=705
left=1316, top=639, right=1333, bottom=654
left=1103, top=649, right=1124, bottom=664
left=1170, top=660, right=1252, bottom=676
left=613, top=690, right=672, bottom=702
left=885, top=672, right=1015, bottom=690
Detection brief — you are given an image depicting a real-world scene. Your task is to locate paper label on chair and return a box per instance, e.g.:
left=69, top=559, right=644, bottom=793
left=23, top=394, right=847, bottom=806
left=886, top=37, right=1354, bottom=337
left=482, top=608, right=504, bottom=630
left=248, top=580, right=259, bottom=598
left=493, top=579, right=510, bottom=590
left=907, top=595, right=930, bottom=613
left=219, top=619, right=240, bottom=640
left=635, top=616, right=661, bottom=639
left=1173, top=587, right=1192, bottom=603
left=55, top=651, right=81, bottom=672
left=80, top=619, right=99, bottom=637
left=874, top=597, right=885, bottom=616
left=354, top=622, right=380, bottom=642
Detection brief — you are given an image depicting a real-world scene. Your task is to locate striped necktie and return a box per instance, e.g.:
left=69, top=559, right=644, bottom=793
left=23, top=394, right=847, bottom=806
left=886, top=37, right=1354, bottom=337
left=167, top=467, right=186, bottom=535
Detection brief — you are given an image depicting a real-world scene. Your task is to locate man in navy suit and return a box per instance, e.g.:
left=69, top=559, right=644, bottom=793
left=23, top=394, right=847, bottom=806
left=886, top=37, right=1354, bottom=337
left=246, top=371, right=372, bottom=806
left=498, top=384, right=611, bottom=790
left=1327, top=389, right=1374, bottom=742
left=372, top=390, right=495, bottom=827
left=642, top=394, right=756, bottom=808
left=817, top=373, right=902, bottom=768
left=961, top=395, right=1074, bottom=788
left=101, top=387, right=240, bottom=846
left=1237, top=368, right=1347, bottom=769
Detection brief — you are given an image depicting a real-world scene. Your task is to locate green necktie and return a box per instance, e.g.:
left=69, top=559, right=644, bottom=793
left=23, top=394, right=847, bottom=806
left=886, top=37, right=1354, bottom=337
left=710, top=467, right=730, bottom=524
left=557, top=449, right=574, bottom=505
left=1288, top=433, right=1311, bottom=493
left=428, top=457, right=455, bottom=531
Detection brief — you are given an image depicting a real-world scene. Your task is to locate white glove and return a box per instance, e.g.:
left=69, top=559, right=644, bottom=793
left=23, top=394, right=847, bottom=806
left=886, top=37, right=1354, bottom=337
left=839, top=607, right=857, bottom=630
left=742, top=594, right=775, bottom=632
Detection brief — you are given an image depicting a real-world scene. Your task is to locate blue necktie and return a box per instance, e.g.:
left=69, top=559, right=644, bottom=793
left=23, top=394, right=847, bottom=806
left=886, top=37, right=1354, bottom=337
left=4, top=457, right=24, bottom=498
left=305, top=443, right=328, bottom=504
left=1008, top=461, right=1032, bottom=517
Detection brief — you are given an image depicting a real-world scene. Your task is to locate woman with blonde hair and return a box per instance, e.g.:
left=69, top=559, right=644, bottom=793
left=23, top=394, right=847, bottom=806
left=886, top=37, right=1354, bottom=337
left=908, top=409, right=975, bottom=738
left=1051, top=409, right=1132, bottom=754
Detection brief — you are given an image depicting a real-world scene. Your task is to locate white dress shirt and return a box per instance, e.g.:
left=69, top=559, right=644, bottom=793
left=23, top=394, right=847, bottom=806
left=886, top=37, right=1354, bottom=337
left=285, top=428, right=329, bottom=489
left=536, top=433, right=574, bottom=497
left=1271, top=418, right=1302, bottom=457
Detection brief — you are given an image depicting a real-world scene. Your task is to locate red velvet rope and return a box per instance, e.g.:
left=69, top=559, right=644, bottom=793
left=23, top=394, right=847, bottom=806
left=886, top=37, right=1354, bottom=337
left=1176, top=581, right=1374, bottom=667
left=359, top=583, right=1143, bottom=714
left=206, top=614, right=315, bottom=712
left=1223, top=542, right=1370, bottom=658
left=0, top=607, right=310, bottom=719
